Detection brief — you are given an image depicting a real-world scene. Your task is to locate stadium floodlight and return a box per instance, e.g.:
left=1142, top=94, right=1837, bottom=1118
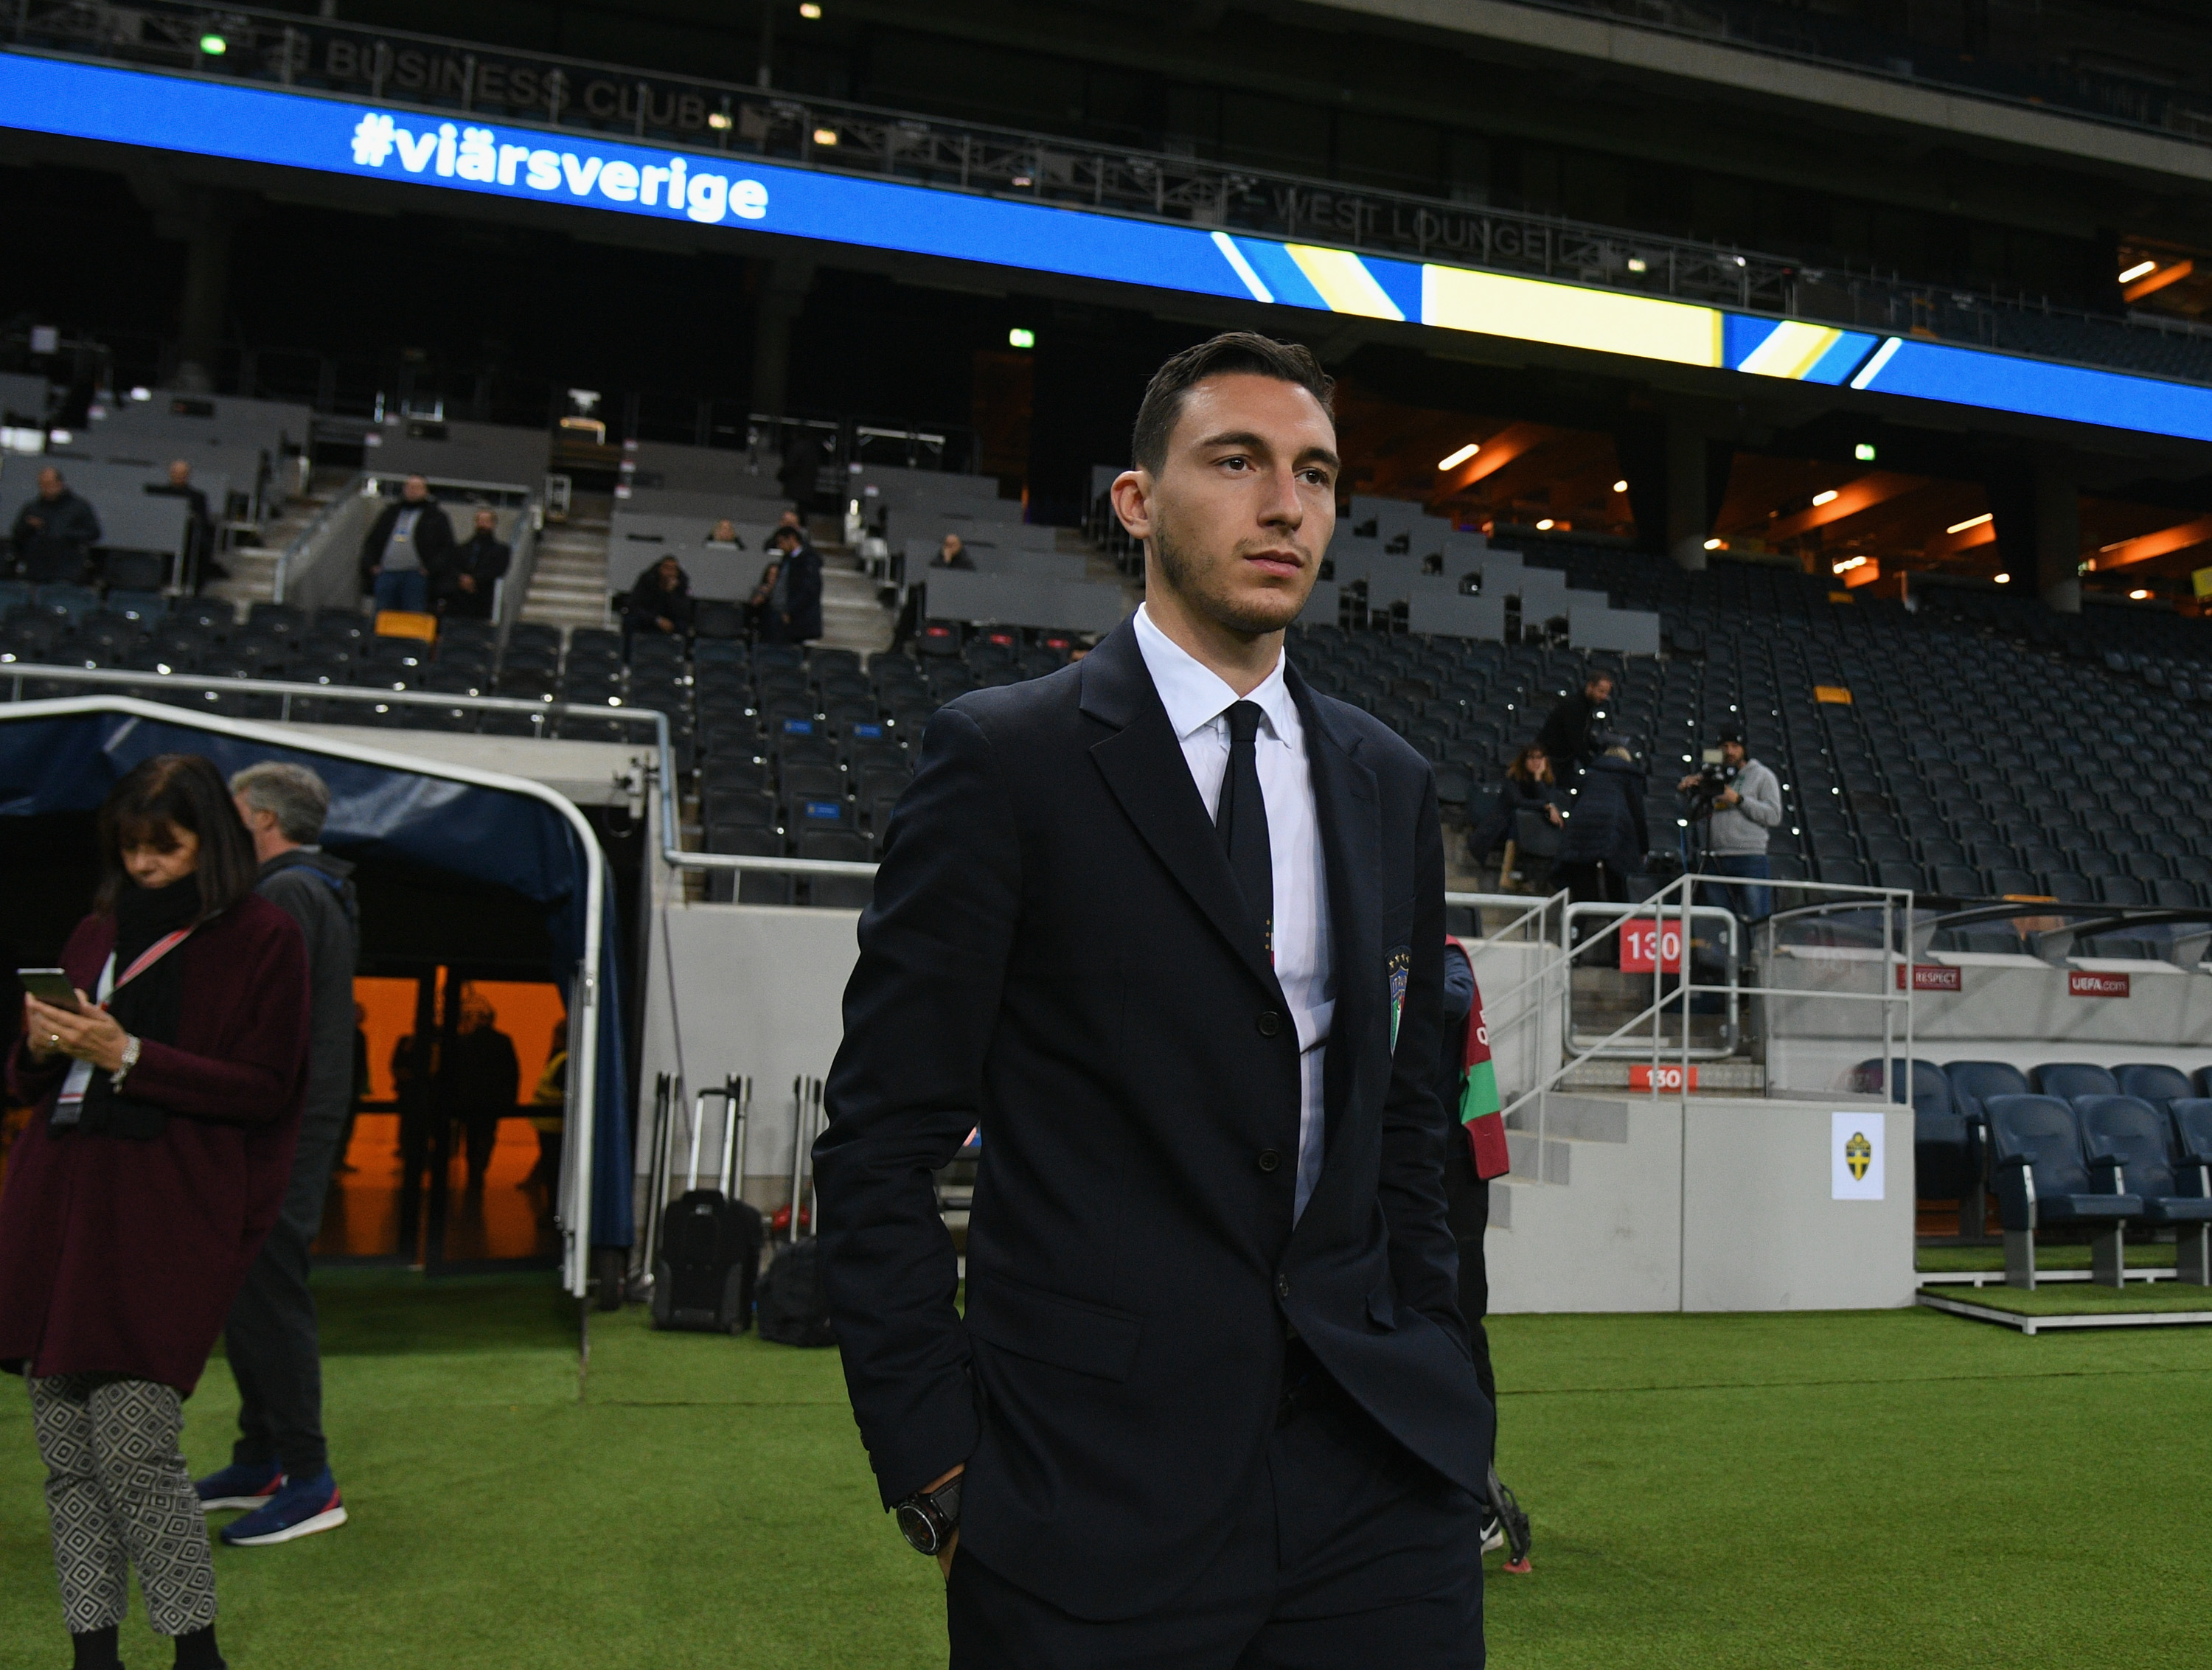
left=813, top=128, right=838, bottom=146
left=799, top=2, right=824, bottom=15
left=1626, top=257, right=1647, bottom=273
left=1946, top=512, right=1993, bottom=535
left=128, top=386, right=150, bottom=401
left=1854, top=442, right=1877, bottom=462
left=2130, top=588, right=2152, bottom=599
left=1994, top=573, right=2011, bottom=584
left=1007, top=327, right=1035, bottom=349
left=708, top=111, right=732, bottom=130
left=1812, top=490, right=1838, bottom=507
left=2119, top=259, right=2157, bottom=284
left=198, top=32, right=226, bottom=55
left=1611, top=479, right=1628, bottom=494
left=1535, top=518, right=1555, bottom=531
left=1703, top=537, right=1723, bottom=551
left=1436, top=442, right=1480, bottom=470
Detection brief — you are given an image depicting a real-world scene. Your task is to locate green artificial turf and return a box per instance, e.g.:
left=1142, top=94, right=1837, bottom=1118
left=0, top=1273, right=2208, bottom=1668
left=1918, top=1242, right=2172, bottom=1273
left=1922, top=1281, right=2212, bottom=1317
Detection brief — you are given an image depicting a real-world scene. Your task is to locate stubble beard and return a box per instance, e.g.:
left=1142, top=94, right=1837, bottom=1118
left=1152, top=517, right=1307, bottom=638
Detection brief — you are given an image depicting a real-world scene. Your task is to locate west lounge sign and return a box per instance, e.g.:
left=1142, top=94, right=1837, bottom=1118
left=10, top=49, right=2212, bottom=447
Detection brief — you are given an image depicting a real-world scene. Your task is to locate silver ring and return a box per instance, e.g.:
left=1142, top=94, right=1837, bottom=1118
left=48, top=1034, right=60, bottom=1048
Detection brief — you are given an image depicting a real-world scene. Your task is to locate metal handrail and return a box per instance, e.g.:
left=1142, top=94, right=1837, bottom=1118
left=270, top=472, right=367, bottom=603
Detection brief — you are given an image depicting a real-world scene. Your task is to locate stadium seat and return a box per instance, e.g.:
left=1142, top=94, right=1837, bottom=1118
left=2114, top=1064, right=2194, bottom=1112
left=1932, top=864, right=1983, bottom=897
left=2033, top=1062, right=2118, bottom=1102
left=2075, top=1095, right=2212, bottom=1278
left=1985, top=1094, right=2142, bottom=1287
left=1858, top=1057, right=1977, bottom=1205
left=799, top=829, right=874, bottom=909
left=2041, top=871, right=2093, bottom=902
left=706, top=824, right=789, bottom=906
left=2095, top=875, right=2149, bottom=906
left=2166, top=1099, right=2212, bottom=1281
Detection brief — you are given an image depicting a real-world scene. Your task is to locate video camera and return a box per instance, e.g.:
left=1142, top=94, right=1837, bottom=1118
left=1684, top=759, right=1737, bottom=820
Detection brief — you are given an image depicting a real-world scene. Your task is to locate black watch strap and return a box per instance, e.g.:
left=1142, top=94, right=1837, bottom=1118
left=894, top=1475, right=962, bottom=1556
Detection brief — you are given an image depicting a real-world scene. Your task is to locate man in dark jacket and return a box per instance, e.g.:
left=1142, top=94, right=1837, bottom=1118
left=448, top=984, right=521, bottom=1189
left=1557, top=737, right=1647, bottom=967
left=10, top=466, right=102, bottom=583
left=761, top=523, right=824, bottom=644
left=1534, top=672, right=1613, bottom=774
left=437, top=507, right=511, bottom=621
left=358, top=476, right=453, bottom=615
left=146, top=459, right=220, bottom=591
left=198, top=762, right=360, bottom=1547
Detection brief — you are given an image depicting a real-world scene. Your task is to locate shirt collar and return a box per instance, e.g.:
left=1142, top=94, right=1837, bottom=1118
left=1133, top=603, right=1298, bottom=745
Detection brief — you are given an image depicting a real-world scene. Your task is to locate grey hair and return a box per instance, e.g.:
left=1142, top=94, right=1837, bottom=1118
left=229, top=760, right=331, bottom=844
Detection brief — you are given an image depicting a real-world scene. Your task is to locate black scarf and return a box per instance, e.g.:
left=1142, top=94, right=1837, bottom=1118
left=70, top=875, right=201, bottom=1138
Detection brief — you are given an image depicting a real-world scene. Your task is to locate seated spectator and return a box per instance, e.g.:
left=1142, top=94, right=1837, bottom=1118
left=1468, top=744, right=1565, bottom=892
left=931, top=533, right=975, bottom=571
left=0, top=753, right=310, bottom=1670
left=10, top=465, right=101, bottom=584
left=707, top=519, right=741, bottom=547
left=437, top=508, right=510, bottom=621
left=358, top=475, right=453, bottom=616
left=623, top=554, right=695, bottom=650
left=146, top=459, right=222, bottom=590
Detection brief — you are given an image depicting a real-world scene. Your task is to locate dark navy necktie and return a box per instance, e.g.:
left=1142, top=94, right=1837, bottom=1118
left=1217, top=700, right=1273, bottom=961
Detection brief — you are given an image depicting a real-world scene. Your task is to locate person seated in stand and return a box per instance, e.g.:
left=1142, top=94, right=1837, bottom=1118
left=931, top=532, right=975, bottom=571
left=707, top=519, right=742, bottom=547
left=622, top=555, right=695, bottom=654
left=146, top=459, right=223, bottom=589
left=1467, top=743, right=1565, bottom=892
left=436, top=508, right=510, bottom=622
left=10, top=466, right=101, bottom=584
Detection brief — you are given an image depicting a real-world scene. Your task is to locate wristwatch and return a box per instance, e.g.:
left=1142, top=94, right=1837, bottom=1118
left=111, top=1034, right=142, bottom=1090
left=893, top=1474, right=962, bottom=1556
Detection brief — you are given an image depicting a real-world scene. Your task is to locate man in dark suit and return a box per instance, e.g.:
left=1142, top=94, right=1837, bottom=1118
left=815, top=331, right=1491, bottom=1667
left=437, top=507, right=511, bottom=621
left=759, top=523, right=823, bottom=644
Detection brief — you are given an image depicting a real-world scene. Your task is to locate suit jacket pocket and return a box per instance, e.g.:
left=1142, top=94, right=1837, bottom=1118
left=965, top=1273, right=1144, bottom=1382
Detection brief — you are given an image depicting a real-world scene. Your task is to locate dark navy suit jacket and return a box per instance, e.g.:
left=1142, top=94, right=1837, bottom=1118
left=813, top=616, right=1492, bottom=1621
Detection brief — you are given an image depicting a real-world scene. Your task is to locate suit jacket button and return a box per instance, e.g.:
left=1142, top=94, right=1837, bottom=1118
left=1276, top=1274, right=1291, bottom=1301
left=1256, top=1010, right=1281, bottom=1037
left=1256, top=1148, right=1281, bottom=1174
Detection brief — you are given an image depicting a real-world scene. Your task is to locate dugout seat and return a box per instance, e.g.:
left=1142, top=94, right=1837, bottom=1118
left=1986, top=1095, right=2143, bottom=1287
left=2076, top=1095, right=2212, bottom=1284
left=2032, top=1062, right=2118, bottom=1102
left=2115, top=1063, right=2194, bottom=1113
left=2168, top=1101, right=2212, bottom=1282
left=1857, top=1057, right=1978, bottom=1205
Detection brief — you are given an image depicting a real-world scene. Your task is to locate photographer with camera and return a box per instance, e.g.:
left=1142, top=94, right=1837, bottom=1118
left=1677, top=728, right=1782, bottom=924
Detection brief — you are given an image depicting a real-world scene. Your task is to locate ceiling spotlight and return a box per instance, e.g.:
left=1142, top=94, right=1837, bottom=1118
left=1010, top=175, right=1032, bottom=187
left=707, top=110, right=732, bottom=131
left=1993, top=572, right=2011, bottom=584
left=1703, top=537, right=1723, bottom=551
left=1611, top=479, right=1628, bottom=494
left=2118, top=259, right=2157, bottom=284
left=1946, top=512, right=1993, bottom=535
left=1812, top=490, right=1839, bottom=507
left=1535, top=518, right=1555, bottom=531
left=812, top=127, right=838, bottom=146
left=198, top=32, right=226, bottom=54
left=1437, top=442, right=1481, bottom=471
left=2131, top=588, right=2152, bottom=599
left=1006, top=327, right=1036, bottom=349
left=799, top=1, right=824, bottom=15
left=1854, top=442, right=1877, bottom=462
left=1627, top=257, right=1648, bottom=274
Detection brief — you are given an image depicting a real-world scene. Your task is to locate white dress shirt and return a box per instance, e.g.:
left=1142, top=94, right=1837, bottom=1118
left=1133, top=604, right=1336, bottom=1219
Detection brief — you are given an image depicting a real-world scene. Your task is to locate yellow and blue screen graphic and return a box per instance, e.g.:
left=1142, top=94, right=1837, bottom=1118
left=6, top=47, right=2210, bottom=446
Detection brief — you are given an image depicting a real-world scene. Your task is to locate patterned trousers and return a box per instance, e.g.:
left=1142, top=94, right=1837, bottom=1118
left=27, top=1374, right=218, bottom=1637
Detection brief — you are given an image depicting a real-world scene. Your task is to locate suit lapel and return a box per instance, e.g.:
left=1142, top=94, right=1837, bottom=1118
left=1082, top=622, right=1284, bottom=1003
left=1289, top=664, right=1380, bottom=1154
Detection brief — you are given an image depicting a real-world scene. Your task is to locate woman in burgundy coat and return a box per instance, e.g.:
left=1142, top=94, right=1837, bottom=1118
left=2, top=754, right=310, bottom=1670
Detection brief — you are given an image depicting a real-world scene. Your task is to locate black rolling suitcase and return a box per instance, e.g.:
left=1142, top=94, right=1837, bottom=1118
left=651, top=1076, right=763, bottom=1334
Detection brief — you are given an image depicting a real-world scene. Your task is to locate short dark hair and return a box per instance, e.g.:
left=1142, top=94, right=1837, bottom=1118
left=94, top=754, right=259, bottom=918
left=1130, top=332, right=1335, bottom=476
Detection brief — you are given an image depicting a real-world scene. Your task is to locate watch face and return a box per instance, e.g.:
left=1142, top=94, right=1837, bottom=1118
left=895, top=1500, right=940, bottom=1554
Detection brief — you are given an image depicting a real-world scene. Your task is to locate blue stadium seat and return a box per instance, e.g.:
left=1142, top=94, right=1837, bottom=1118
left=2168, top=1100, right=2212, bottom=1282
left=2115, top=1063, right=2194, bottom=1112
left=2095, top=874, right=2149, bottom=907
left=1932, top=864, right=1983, bottom=897
left=1986, top=1094, right=2142, bottom=1287
left=799, top=829, right=875, bottom=910
left=2076, top=1096, right=2212, bottom=1283
left=2033, top=1062, right=2118, bottom=1102
left=1858, top=1057, right=1978, bottom=1205
left=2042, top=871, right=2093, bottom=902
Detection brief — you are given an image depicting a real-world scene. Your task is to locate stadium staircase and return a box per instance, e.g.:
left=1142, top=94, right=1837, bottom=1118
left=521, top=498, right=614, bottom=634
left=201, top=467, right=353, bottom=617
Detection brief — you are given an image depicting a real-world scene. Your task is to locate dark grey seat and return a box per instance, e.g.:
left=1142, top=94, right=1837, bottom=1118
left=1987, top=1094, right=2143, bottom=1287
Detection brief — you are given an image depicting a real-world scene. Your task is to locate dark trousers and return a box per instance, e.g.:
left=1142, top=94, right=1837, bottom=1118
left=947, top=1342, right=1484, bottom=1669
left=1444, top=1163, right=1498, bottom=1432
left=223, top=1222, right=327, bottom=1480
left=464, top=1113, right=501, bottom=1183
left=1700, top=853, right=1773, bottom=928
left=1559, top=860, right=1629, bottom=968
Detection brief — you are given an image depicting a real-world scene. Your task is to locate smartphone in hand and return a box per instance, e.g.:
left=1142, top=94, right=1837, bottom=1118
left=16, top=970, right=85, bottom=1012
